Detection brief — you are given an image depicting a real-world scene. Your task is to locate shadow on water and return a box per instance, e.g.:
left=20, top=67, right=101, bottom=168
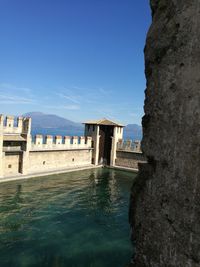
left=0, top=168, right=136, bottom=267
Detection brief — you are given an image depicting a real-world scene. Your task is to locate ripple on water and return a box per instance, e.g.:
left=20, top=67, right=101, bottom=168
left=0, top=168, right=136, bottom=267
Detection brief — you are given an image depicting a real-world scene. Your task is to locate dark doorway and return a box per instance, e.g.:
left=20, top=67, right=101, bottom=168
left=99, top=125, right=114, bottom=165
left=18, top=153, right=23, bottom=174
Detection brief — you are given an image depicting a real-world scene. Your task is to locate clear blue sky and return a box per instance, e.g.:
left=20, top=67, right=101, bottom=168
left=0, top=0, right=151, bottom=125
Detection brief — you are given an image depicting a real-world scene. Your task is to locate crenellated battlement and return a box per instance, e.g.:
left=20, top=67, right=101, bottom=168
left=117, top=139, right=141, bottom=153
left=0, top=114, right=31, bottom=134
left=31, top=135, right=92, bottom=151
left=0, top=113, right=143, bottom=178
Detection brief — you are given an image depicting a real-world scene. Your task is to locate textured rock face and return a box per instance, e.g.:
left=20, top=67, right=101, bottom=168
left=129, top=1, right=200, bottom=266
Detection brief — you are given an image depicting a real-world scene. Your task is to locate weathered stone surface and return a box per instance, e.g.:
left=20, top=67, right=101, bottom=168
left=115, top=151, right=146, bottom=170
left=129, top=1, right=200, bottom=266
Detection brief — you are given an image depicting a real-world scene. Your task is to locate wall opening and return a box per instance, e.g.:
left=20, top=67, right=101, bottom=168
left=98, top=125, right=113, bottom=165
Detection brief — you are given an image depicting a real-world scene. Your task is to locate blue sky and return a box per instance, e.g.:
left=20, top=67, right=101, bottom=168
left=0, top=0, right=151, bottom=125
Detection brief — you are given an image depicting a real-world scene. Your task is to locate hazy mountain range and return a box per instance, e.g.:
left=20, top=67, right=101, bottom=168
left=23, top=112, right=83, bottom=130
left=24, top=112, right=142, bottom=140
left=124, top=123, right=142, bottom=140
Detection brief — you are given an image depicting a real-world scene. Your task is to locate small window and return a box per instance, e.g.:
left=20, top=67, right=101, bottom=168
left=8, top=164, right=12, bottom=168
left=72, top=158, right=75, bottom=162
left=9, top=124, right=11, bottom=127
left=93, top=125, right=95, bottom=131
left=43, top=161, right=46, bottom=165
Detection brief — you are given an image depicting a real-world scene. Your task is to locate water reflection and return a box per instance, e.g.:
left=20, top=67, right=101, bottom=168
left=0, top=168, right=136, bottom=267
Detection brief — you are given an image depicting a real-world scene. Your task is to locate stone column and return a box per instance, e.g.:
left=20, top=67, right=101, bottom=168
left=21, top=117, right=32, bottom=175
left=110, top=126, right=118, bottom=166
left=21, top=134, right=31, bottom=175
left=129, top=1, right=200, bottom=266
left=94, top=125, right=100, bottom=165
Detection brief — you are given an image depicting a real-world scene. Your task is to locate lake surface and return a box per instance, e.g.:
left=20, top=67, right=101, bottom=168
left=0, top=168, right=135, bottom=267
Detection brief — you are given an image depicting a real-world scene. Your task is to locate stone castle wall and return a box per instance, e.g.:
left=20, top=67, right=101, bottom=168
left=129, top=1, right=200, bottom=266
left=115, top=151, right=145, bottom=170
left=28, top=134, right=92, bottom=174
left=29, top=150, right=92, bottom=174
left=115, top=139, right=145, bottom=170
left=0, top=113, right=93, bottom=178
left=3, top=153, right=21, bottom=176
left=31, top=135, right=92, bottom=150
left=0, top=114, right=142, bottom=178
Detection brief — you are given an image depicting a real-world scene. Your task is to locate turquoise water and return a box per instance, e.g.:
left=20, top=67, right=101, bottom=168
left=0, top=168, right=135, bottom=267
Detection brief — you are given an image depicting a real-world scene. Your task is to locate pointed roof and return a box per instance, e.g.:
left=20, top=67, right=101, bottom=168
left=83, top=118, right=125, bottom=127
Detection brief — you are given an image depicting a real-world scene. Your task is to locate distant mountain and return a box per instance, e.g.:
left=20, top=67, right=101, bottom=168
left=23, top=112, right=142, bottom=140
left=123, top=124, right=142, bottom=140
left=23, top=112, right=84, bottom=130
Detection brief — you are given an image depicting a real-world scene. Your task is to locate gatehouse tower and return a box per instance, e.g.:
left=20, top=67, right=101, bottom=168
left=84, top=118, right=124, bottom=166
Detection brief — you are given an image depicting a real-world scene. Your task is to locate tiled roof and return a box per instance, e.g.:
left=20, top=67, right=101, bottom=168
left=83, top=118, right=124, bottom=127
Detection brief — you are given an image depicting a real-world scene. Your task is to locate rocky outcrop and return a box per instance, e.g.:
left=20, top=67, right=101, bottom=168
left=129, top=1, right=200, bottom=266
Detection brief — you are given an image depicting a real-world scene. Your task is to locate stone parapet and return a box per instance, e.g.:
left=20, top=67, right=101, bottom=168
left=31, top=135, right=92, bottom=151
left=1, top=114, right=31, bottom=134
left=117, top=139, right=141, bottom=152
